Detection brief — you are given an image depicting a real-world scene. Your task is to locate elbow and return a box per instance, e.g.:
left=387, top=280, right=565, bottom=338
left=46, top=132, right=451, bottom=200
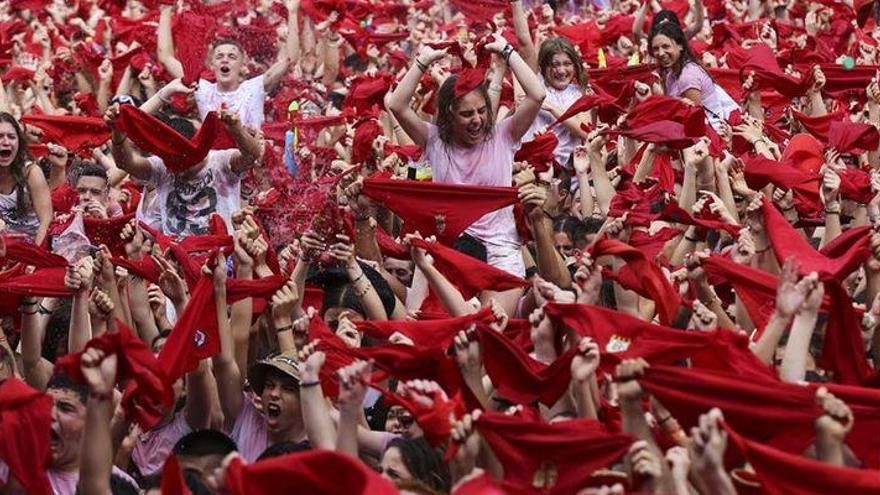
left=531, top=88, right=547, bottom=104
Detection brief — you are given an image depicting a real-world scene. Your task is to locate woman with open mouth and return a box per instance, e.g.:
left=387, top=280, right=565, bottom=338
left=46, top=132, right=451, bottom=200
left=387, top=31, right=546, bottom=316
left=0, top=112, right=52, bottom=245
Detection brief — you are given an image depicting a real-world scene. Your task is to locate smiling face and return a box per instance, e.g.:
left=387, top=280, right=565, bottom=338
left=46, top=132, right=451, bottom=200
left=0, top=121, right=20, bottom=169
left=544, top=52, right=575, bottom=90
left=451, top=90, right=490, bottom=147
left=48, top=387, right=86, bottom=471
left=260, top=369, right=302, bottom=436
left=210, top=42, right=245, bottom=90
left=651, top=33, right=682, bottom=69
left=385, top=405, right=423, bottom=438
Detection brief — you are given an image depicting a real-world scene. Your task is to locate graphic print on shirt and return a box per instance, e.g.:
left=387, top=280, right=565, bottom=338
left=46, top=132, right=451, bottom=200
left=165, top=173, right=218, bottom=236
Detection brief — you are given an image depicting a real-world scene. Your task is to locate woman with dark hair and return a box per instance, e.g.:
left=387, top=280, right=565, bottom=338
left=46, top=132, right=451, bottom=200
left=0, top=112, right=52, bottom=244
left=380, top=437, right=451, bottom=494
left=387, top=33, right=545, bottom=313
left=633, top=4, right=705, bottom=42
left=649, top=22, right=736, bottom=128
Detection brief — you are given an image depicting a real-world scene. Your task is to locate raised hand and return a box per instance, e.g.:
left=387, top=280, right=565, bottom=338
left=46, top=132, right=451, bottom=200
left=81, top=347, right=117, bottom=395
left=571, top=337, right=600, bottom=383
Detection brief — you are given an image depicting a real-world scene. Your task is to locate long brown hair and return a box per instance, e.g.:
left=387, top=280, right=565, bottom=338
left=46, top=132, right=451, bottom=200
left=434, top=75, right=494, bottom=146
left=0, top=112, right=33, bottom=213
left=537, top=37, right=588, bottom=89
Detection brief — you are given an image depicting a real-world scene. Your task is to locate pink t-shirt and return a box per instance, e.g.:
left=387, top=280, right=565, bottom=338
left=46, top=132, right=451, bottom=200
left=665, top=62, right=716, bottom=101
left=131, top=411, right=192, bottom=476
left=47, top=466, right=138, bottom=494
left=229, top=393, right=269, bottom=463
left=424, top=118, right=521, bottom=247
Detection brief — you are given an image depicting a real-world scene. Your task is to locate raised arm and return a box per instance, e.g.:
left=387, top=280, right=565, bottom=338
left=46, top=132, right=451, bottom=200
left=388, top=49, right=445, bottom=147
left=65, top=258, right=95, bottom=353
left=209, top=255, right=245, bottom=430
left=105, top=105, right=153, bottom=181
left=219, top=110, right=262, bottom=174
left=779, top=274, right=822, bottom=382
left=26, top=163, right=52, bottom=246
left=20, top=297, right=54, bottom=389
left=511, top=0, right=538, bottom=70
left=262, top=1, right=298, bottom=92
left=77, top=347, right=117, bottom=495
left=488, top=34, right=546, bottom=142
left=157, top=5, right=184, bottom=79
left=299, top=346, right=337, bottom=450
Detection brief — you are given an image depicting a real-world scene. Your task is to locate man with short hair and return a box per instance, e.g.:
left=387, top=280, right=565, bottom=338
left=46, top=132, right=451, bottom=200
left=72, top=162, right=113, bottom=219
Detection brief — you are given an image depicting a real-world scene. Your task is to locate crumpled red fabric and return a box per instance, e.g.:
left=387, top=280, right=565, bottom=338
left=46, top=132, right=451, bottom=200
left=475, top=411, right=633, bottom=495
left=20, top=114, right=111, bottom=155
left=355, top=306, right=494, bottom=349
left=55, top=321, right=175, bottom=430
left=410, top=237, right=529, bottom=300
left=113, top=105, right=235, bottom=173
left=225, top=450, right=399, bottom=495
left=0, top=378, right=53, bottom=495
left=725, top=423, right=880, bottom=495
left=514, top=131, right=559, bottom=173
left=361, top=174, right=520, bottom=245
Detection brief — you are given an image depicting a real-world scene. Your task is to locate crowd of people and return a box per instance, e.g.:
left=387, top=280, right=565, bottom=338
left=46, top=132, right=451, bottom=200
left=1, top=0, right=880, bottom=493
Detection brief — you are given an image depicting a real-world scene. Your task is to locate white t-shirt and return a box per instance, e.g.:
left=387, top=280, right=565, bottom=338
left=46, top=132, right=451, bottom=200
left=424, top=118, right=521, bottom=248
left=523, top=81, right=584, bottom=167
left=144, top=149, right=241, bottom=237
left=196, top=75, right=266, bottom=130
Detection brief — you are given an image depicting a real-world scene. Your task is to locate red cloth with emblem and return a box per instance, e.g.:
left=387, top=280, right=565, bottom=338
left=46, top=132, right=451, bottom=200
left=361, top=174, right=520, bottom=245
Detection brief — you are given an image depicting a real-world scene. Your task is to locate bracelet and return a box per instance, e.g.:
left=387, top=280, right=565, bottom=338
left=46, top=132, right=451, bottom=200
left=351, top=271, right=366, bottom=284
left=825, top=208, right=841, bottom=215
left=20, top=299, right=37, bottom=307
left=275, top=324, right=293, bottom=334
left=501, top=44, right=515, bottom=63
left=415, top=59, right=428, bottom=73
left=685, top=236, right=700, bottom=242
left=300, top=380, right=321, bottom=388
left=89, top=390, right=113, bottom=401
left=20, top=309, right=37, bottom=315
left=488, top=86, right=502, bottom=94
left=658, top=415, right=673, bottom=424
left=354, top=284, right=372, bottom=298
left=37, top=303, right=52, bottom=315
left=755, top=245, right=771, bottom=253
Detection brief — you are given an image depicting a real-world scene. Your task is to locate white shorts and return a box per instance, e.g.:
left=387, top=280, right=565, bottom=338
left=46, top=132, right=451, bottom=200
left=485, top=241, right=526, bottom=278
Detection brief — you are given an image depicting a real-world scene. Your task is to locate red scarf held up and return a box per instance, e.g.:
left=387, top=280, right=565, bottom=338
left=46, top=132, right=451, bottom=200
left=225, top=450, right=399, bottom=495
left=475, top=411, right=633, bottom=495
left=0, top=378, right=53, bottom=495
left=113, top=105, right=235, bottom=173
left=378, top=386, right=464, bottom=447
left=20, top=114, right=111, bottom=155
left=476, top=323, right=577, bottom=406
left=605, top=120, right=698, bottom=149
left=760, top=197, right=872, bottom=384
left=828, top=120, right=880, bottom=154
left=55, top=321, right=175, bottom=430
left=361, top=174, right=520, bottom=245
left=589, top=238, right=682, bottom=325
left=157, top=274, right=287, bottom=385
left=637, top=365, right=880, bottom=468
left=355, top=306, right=495, bottom=349
left=409, top=237, right=529, bottom=300
left=725, top=423, right=880, bottom=495
left=1, top=236, right=68, bottom=268
left=514, top=131, right=559, bottom=173
left=543, top=303, right=776, bottom=381
left=551, top=91, right=626, bottom=127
